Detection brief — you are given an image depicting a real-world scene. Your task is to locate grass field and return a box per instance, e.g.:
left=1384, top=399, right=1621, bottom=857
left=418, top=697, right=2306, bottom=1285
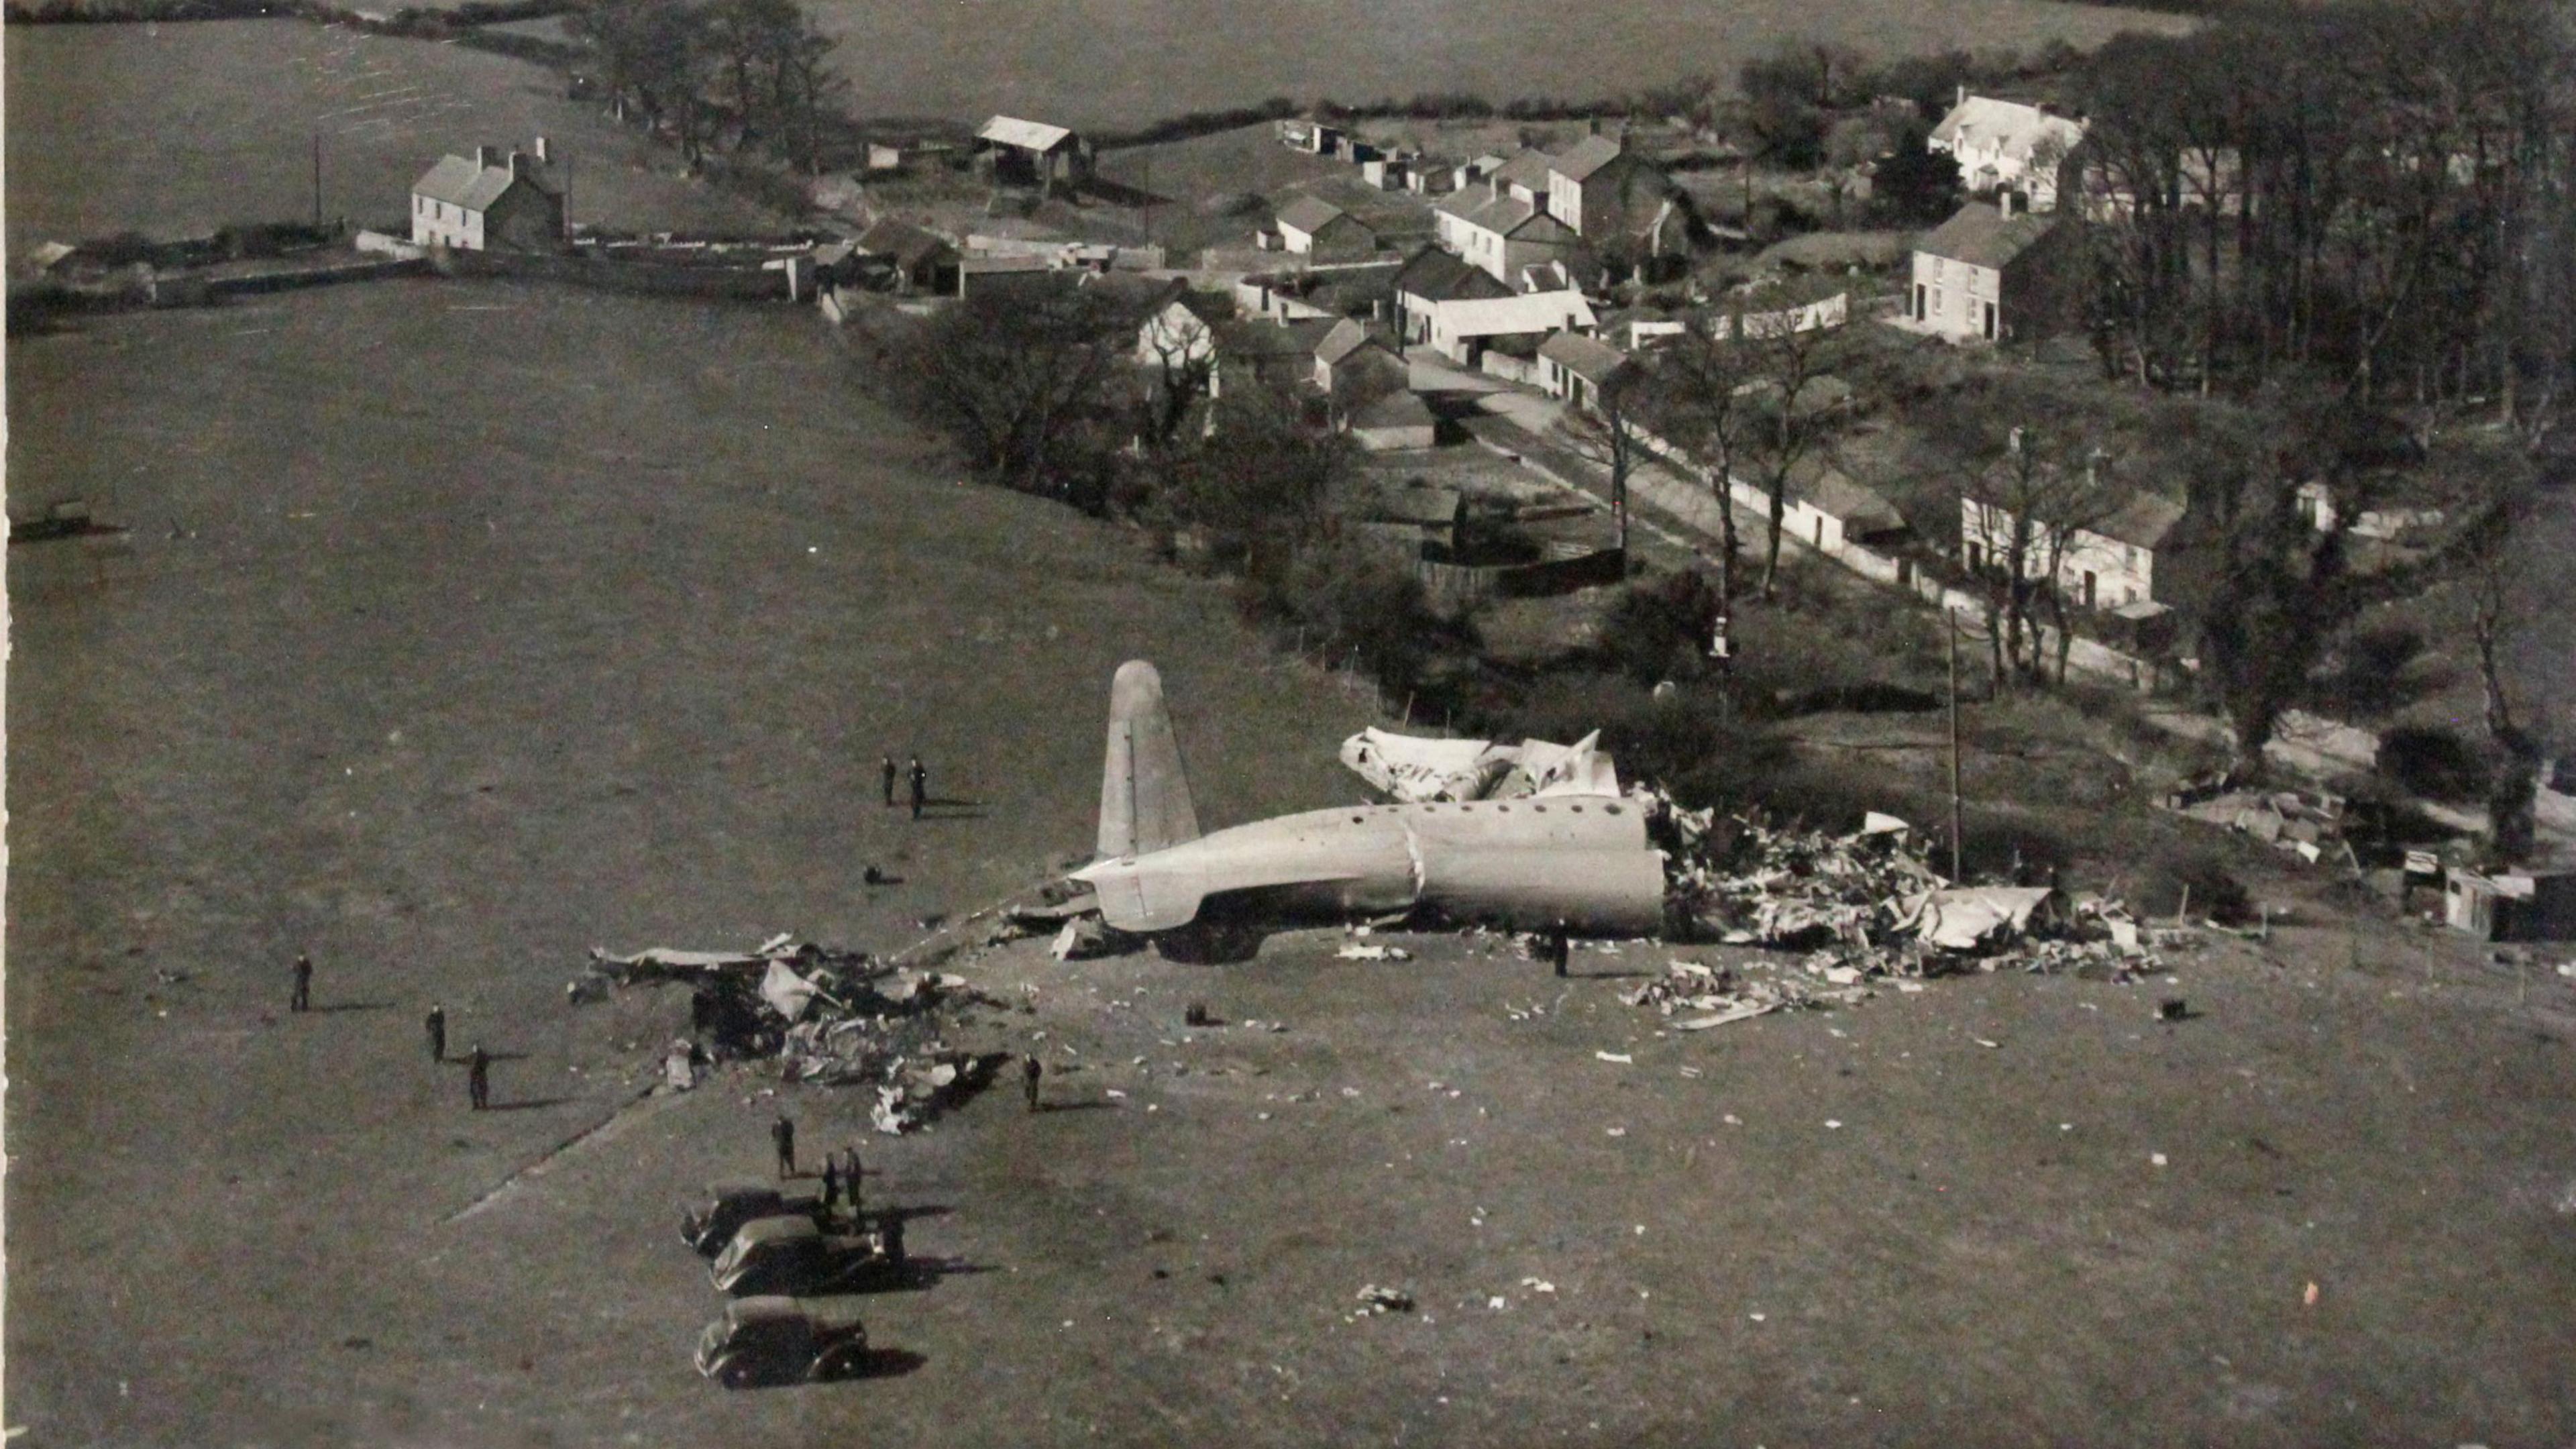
left=3, top=20, right=783, bottom=254
left=10, top=276, right=2575, bottom=1448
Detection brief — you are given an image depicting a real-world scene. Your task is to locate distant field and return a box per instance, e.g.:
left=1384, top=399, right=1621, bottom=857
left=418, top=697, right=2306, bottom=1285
left=789, top=0, right=2191, bottom=131
left=3, top=20, right=782, bottom=252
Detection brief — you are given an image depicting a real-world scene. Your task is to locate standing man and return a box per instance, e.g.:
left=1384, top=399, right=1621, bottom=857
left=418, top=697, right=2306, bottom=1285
left=290, top=953, right=313, bottom=1013
left=425, top=1003, right=447, bottom=1063
left=466, top=1044, right=491, bottom=1110
left=844, top=1146, right=864, bottom=1218
left=1550, top=924, right=1570, bottom=979
left=820, top=1153, right=842, bottom=1214
left=772, top=1111, right=797, bottom=1180
left=908, top=757, right=928, bottom=820
left=879, top=755, right=898, bottom=808
left=1022, top=1053, right=1043, bottom=1114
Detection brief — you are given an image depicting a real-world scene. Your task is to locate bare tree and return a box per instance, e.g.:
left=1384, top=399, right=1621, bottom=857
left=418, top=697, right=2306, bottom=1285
left=2470, top=530, right=2542, bottom=864
left=1728, top=300, right=1849, bottom=600
left=1653, top=329, right=1761, bottom=614
left=1942, top=415, right=2123, bottom=688
left=1552, top=359, right=1650, bottom=559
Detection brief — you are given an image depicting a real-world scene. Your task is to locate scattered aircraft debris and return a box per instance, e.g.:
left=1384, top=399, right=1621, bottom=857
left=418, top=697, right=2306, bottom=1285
left=578, top=937, right=1003, bottom=1132
left=1338, top=727, right=1619, bottom=804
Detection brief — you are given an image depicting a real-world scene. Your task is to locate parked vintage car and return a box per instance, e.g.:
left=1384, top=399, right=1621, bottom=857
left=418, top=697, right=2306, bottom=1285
left=694, top=1295, right=869, bottom=1387
left=707, top=1214, right=906, bottom=1297
left=680, top=1182, right=820, bottom=1256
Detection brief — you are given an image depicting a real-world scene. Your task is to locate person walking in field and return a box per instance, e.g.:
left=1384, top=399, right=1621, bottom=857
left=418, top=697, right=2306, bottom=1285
left=908, top=757, right=928, bottom=820
left=843, top=1146, right=863, bottom=1217
left=466, top=1044, right=491, bottom=1111
left=1550, top=924, right=1570, bottom=979
left=880, top=755, right=898, bottom=808
left=1022, top=1053, right=1042, bottom=1114
left=425, top=1003, right=447, bottom=1063
left=820, top=1154, right=842, bottom=1214
left=290, top=953, right=313, bottom=1013
left=772, top=1112, right=797, bottom=1179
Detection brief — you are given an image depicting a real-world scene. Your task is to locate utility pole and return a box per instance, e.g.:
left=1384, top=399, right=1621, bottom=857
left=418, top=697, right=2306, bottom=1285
left=311, top=131, right=323, bottom=230
left=1947, top=606, right=1964, bottom=882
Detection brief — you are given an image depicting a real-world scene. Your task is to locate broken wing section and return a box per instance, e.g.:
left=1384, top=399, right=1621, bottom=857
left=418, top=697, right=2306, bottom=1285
left=1096, top=660, right=1201, bottom=861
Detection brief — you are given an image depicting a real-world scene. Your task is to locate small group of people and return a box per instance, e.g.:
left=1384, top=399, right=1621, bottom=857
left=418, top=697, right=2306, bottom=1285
left=290, top=954, right=494, bottom=1110
left=775, top=1115, right=898, bottom=1248
left=423, top=998, right=488, bottom=1110
left=877, top=754, right=932, bottom=820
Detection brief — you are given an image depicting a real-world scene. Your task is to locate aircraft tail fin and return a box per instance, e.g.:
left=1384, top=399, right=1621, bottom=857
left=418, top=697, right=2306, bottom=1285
left=1097, top=660, right=1201, bottom=861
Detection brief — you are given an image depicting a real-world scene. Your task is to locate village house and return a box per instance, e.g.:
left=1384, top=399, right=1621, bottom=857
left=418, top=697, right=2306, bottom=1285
left=1350, top=390, right=1440, bottom=451
left=1274, top=196, right=1378, bottom=262
left=1433, top=184, right=1583, bottom=284
left=1907, top=198, right=2082, bottom=343
left=1392, top=247, right=1512, bottom=350
left=1134, top=288, right=1230, bottom=370
left=1208, top=315, right=1340, bottom=396
left=974, top=115, right=1093, bottom=191
left=1421, top=289, right=1597, bottom=371
left=409, top=142, right=563, bottom=252
left=1536, top=331, right=1636, bottom=411
left=1929, top=93, right=2088, bottom=212
left=1545, top=133, right=1666, bottom=241
left=1960, top=489, right=2189, bottom=610
left=1492, top=150, right=1555, bottom=209
left=954, top=253, right=1060, bottom=300
left=1313, top=317, right=1403, bottom=396
left=856, top=216, right=961, bottom=294
left=1780, top=458, right=1909, bottom=553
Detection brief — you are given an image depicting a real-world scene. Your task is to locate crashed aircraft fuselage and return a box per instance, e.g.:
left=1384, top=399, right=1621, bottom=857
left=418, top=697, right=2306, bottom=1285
left=1070, top=662, right=1667, bottom=941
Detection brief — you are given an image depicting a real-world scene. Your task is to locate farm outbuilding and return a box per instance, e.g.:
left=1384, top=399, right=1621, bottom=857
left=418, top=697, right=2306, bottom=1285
left=975, top=115, right=1093, bottom=191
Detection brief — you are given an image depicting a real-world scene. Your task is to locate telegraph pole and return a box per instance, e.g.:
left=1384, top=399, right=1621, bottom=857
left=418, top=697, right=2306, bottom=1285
left=1947, top=606, right=1964, bottom=881
left=311, top=131, right=323, bottom=230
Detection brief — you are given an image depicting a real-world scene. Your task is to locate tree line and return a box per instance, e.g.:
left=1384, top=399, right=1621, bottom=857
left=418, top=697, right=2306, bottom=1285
left=2070, top=0, right=2573, bottom=424
left=566, top=0, right=843, bottom=173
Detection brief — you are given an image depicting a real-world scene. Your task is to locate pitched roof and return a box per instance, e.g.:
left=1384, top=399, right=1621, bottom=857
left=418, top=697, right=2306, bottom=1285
left=1434, top=189, right=1576, bottom=243
left=1538, top=331, right=1633, bottom=384
left=1080, top=271, right=1186, bottom=317
left=1315, top=317, right=1398, bottom=368
left=857, top=217, right=957, bottom=268
left=1550, top=134, right=1629, bottom=182
left=412, top=153, right=553, bottom=212
left=958, top=254, right=1056, bottom=274
left=1393, top=247, right=1513, bottom=304
left=1356, top=390, right=1438, bottom=429
left=1275, top=195, right=1356, bottom=236
left=1492, top=150, right=1557, bottom=189
left=2089, top=492, right=2188, bottom=550
left=1430, top=290, right=1597, bottom=338
left=1929, top=96, right=2087, bottom=165
left=1915, top=201, right=2062, bottom=270
left=1788, top=460, right=1904, bottom=535
left=1212, top=316, right=1338, bottom=360
left=977, top=115, right=1077, bottom=152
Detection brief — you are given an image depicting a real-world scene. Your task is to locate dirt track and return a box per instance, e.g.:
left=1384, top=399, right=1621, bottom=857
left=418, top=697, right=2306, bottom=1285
left=9, top=280, right=2576, bottom=1447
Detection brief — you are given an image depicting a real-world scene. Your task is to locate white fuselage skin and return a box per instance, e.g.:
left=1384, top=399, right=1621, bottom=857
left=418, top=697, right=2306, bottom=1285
left=1077, top=794, right=1667, bottom=935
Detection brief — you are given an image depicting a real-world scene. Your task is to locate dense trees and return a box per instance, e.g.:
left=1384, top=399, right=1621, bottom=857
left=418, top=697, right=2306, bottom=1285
left=567, top=0, right=841, bottom=172
left=2071, top=0, right=2574, bottom=423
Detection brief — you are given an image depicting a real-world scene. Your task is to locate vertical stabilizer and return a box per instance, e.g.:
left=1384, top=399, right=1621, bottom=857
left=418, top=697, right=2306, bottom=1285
left=1097, top=660, right=1201, bottom=860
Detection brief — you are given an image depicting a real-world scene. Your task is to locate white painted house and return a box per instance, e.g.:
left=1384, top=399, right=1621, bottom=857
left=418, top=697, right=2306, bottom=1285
left=1929, top=95, right=2088, bottom=212
left=410, top=142, right=563, bottom=252
left=1961, top=490, right=2187, bottom=610
left=1422, top=289, right=1595, bottom=368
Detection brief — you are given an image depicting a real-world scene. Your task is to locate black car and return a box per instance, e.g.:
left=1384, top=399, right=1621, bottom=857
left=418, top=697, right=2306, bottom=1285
left=680, top=1182, right=816, bottom=1256
left=707, top=1215, right=906, bottom=1297
left=694, top=1296, right=869, bottom=1388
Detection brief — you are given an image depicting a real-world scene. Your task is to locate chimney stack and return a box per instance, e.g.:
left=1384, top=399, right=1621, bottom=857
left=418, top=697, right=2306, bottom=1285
left=1956, top=84, right=1966, bottom=108
left=1998, top=190, right=2016, bottom=219
left=476, top=145, right=495, bottom=171
left=532, top=136, right=550, bottom=162
left=509, top=151, right=531, bottom=180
